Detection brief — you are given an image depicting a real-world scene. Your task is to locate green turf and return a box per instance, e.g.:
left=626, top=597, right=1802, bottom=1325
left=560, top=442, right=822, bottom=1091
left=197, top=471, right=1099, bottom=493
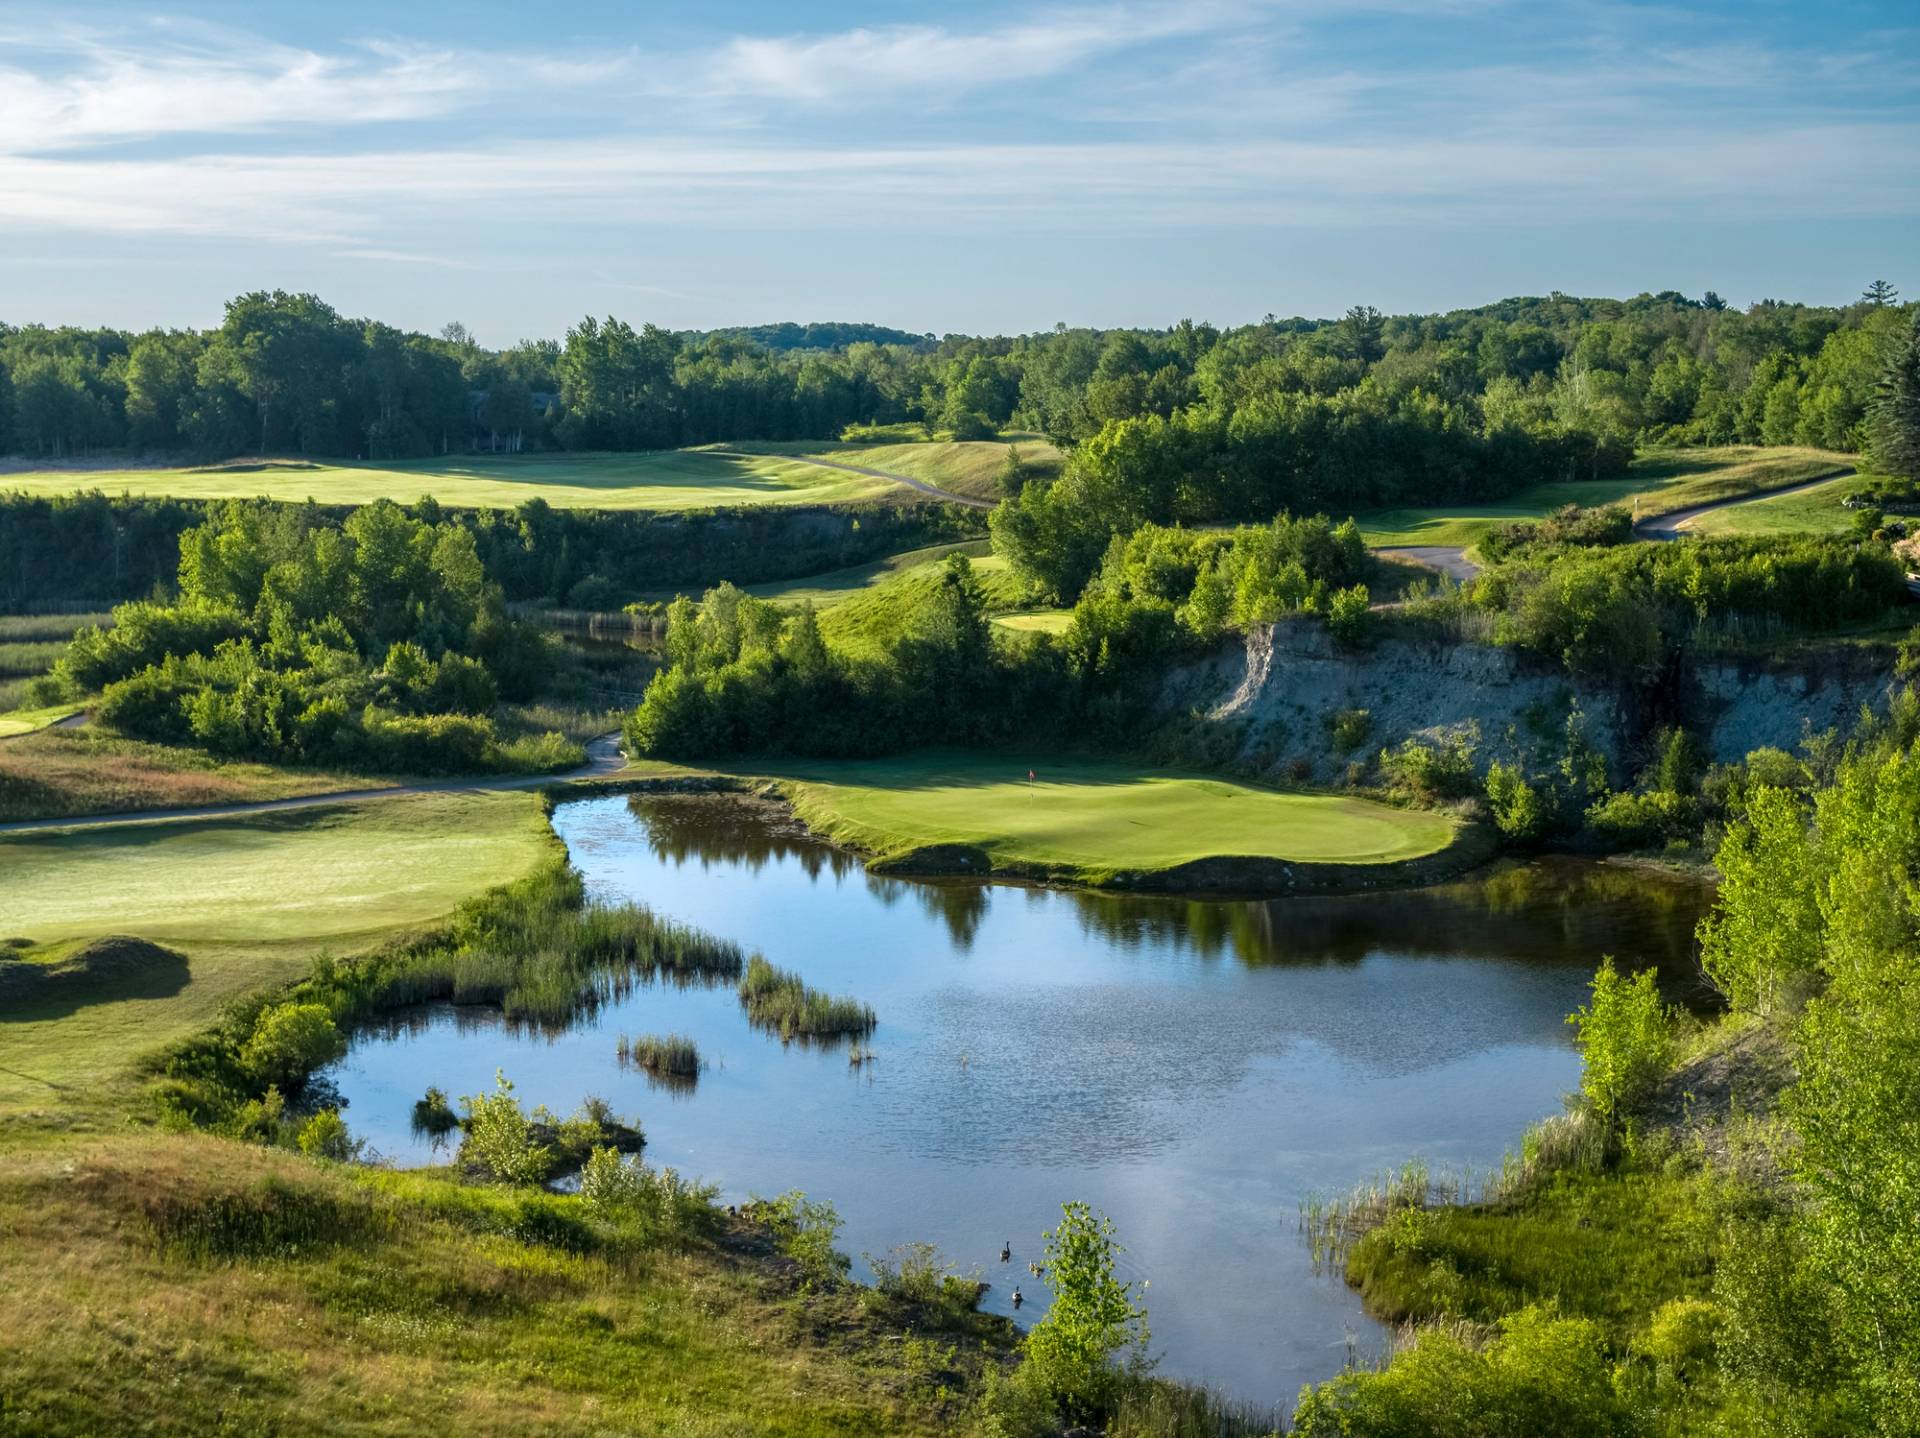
left=730, top=435, right=1063, bottom=502
left=1680, top=472, right=1876, bottom=537
left=0, top=702, right=82, bottom=738
left=814, top=554, right=1031, bottom=657
left=990, top=610, right=1073, bottom=634
left=1354, top=446, right=1855, bottom=548
left=734, top=540, right=994, bottom=606
left=0, top=450, right=906, bottom=512
left=750, top=751, right=1456, bottom=875
left=0, top=791, right=555, bottom=1103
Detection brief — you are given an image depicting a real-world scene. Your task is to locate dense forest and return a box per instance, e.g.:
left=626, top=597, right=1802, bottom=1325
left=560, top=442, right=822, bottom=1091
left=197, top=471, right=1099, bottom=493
left=1, top=286, right=1906, bottom=467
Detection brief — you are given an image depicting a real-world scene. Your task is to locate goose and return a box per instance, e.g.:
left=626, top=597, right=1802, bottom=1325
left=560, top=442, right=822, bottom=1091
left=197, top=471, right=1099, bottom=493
left=999, top=1241, right=1011, bottom=1262
left=1011, top=1287, right=1024, bottom=1309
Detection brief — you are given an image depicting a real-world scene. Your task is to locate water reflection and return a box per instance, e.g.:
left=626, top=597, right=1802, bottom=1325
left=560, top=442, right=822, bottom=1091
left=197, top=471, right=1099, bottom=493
left=327, top=791, right=1714, bottom=1410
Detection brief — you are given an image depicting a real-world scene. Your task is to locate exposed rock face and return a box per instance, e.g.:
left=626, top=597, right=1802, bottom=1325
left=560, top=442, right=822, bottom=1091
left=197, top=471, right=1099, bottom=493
left=1179, top=617, right=1901, bottom=781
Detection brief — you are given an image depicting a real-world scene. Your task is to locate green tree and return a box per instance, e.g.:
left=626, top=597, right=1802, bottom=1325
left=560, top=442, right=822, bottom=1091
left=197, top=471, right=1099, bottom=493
left=1861, top=279, right=1899, bottom=307
left=1566, top=958, right=1672, bottom=1129
left=1869, top=308, right=1920, bottom=479
left=458, top=1070, right=551, bottom=1184
left=1022, top=1202, right=1151, bottom=1420
left=241, top=1002, right=345, bottom=1091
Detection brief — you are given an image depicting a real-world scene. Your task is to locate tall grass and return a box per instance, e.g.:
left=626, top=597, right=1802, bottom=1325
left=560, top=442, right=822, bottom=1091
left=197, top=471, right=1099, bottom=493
left=307, top=862, right=745, bottom=1034
left=616, top=1032, right=700, bottom=1079
left=737, top=956, right=876, bottom=1041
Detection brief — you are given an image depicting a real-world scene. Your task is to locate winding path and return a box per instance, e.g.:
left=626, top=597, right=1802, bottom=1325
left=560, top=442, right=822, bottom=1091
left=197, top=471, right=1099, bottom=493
left=1374, top=466, right=1862, bottom=584
left=0, top=735, right=627, bottom=838
left=710, top=449, right=996, bottom=510
left=1628, top=467, right=1856, bottom=541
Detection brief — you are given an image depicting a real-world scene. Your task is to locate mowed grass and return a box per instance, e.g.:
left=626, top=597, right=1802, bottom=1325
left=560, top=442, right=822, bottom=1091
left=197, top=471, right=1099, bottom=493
left=731, top=435, right=1064, bottom=503
left=0, top=702, right=83, bottom=738
left=755, top=751, right=1457, bottom=874
left=0, top=449, right=907, bottom=512
left=0, top=791, right=554, bottom=1104
left=1681, top=471, right=1877, bottom=538
left=737, top=540, right=994, bottom=606
left=1354, top=445, right=1855, bottom=548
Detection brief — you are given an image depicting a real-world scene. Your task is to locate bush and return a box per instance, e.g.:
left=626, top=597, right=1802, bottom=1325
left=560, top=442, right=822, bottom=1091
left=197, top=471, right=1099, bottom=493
left=1643, top=1297, right=1722, bottom=1375
left=1022, top=1202, right=1152, bottom=1422
left=1584, top=788, right=1699, bottom=849
left=757, top=1190, right=849, bottom=1283
left=1328, top=707, right=1373, bottom=754
left=579, top=1145, right=717, bottom=1238
left=1567, top=958, right=1672, bottom=1129
left=458, top=1070, right=551, bottom=1185
left=1484, top=760, right=1548, bottom=842
left=240, top=1003, right=344, bottom=1092
left=1380, top=731, right=1478, bottom=802
left=295, top=1109, right=360, bottom=1161
left=411, top=1085, right=459, bottom=1139
left=1325, top=583, right=1373, bottom=646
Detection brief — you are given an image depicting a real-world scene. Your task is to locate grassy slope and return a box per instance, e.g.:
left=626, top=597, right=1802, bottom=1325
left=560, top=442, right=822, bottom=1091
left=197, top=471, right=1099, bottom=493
left=813, top=555, right=1034, bottom=658
left=0, top=1131, right=993, bottom=1437
left=0, top=791, right=554, bottom=1104
left=755, top=751, right=1457, bottom=872
left=0, top=450, right=904, bottom=512
left=729, top=436, right=1064, bottom=503
left=1355, top=446, right=1855, bottom=548
left=736, top=539, right=994, bottom=606
left=1682, top=471, right=1878, bottom=538
left=0, top=725, right=398, bottom=822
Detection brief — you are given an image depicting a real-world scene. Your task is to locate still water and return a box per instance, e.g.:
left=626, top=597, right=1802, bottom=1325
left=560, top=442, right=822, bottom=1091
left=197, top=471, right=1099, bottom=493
left=326, top=792, right=1713, bottom=1409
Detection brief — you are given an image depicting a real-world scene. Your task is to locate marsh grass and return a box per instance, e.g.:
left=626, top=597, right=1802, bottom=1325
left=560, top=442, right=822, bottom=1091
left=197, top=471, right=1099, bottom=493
left=410, top=1085, right=459, bottom=1140
left=737, top=956, right=876, bottom=1042
left=314, top=861, right=746, bottom=1032
left=617, top=1032, right=701, bottom=1079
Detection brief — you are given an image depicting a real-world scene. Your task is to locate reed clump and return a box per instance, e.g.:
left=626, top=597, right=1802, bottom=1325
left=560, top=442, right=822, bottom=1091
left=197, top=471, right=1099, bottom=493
left=617, top=1032, right=701, bottom=1078
left=737, top=956, right=876, bottom=1042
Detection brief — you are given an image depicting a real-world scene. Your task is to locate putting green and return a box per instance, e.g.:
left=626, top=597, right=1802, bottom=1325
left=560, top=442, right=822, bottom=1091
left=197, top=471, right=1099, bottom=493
left=0, top=449, right=905, bottom=512
left=757, top=752, right=1455, bottom=874
left=0, top=791, right=554, bottom=1104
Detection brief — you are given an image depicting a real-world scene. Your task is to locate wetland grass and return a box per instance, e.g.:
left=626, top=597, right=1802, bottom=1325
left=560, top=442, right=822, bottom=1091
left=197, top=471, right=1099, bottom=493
left=737, top=955, right=876, bottom=1042
left=616, top=1032, right=701, bottom=1079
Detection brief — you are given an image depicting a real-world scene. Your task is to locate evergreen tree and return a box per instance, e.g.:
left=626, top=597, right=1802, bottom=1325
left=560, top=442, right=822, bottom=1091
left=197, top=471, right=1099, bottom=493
left=1869, top=309, right=1920, bottom=479
left=1862, top=278, right=1899, bottom=307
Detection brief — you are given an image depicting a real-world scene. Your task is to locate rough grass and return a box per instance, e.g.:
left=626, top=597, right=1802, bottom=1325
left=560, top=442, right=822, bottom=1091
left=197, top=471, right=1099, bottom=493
left=731, top=540, right=995, bottom=607
left=989, top=610, right=1072, bottom=634
left=0, top=725, right=395, bottom=821
left=617, top=1031, right=702, bottom=1077
left=737, top=956, right=876, bottom=1042
left=0, top=450, right=906, bottom=512
left=1355, top=445, right=1855, bottom=547
left=750, top=750, right=1458, bottom=874
left=0, top=791, right=554, bottom=1106
left=0, top=1130, right=1007, bottom=1436
left=815, top=555, right=1032, bottom=658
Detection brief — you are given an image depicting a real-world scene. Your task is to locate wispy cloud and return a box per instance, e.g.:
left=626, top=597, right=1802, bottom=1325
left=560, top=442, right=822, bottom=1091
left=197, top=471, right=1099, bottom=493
left=0, top=17, right=621, bottom=154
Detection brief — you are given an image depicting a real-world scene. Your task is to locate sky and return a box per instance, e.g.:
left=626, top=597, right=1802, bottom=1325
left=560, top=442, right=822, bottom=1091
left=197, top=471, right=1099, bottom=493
left=0, top=0, right=1916, bottom=343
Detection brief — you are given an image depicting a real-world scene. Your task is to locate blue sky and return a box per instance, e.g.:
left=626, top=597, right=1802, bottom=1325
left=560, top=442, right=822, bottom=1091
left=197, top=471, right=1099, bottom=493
left=1, top=0, right=1915, bottom=342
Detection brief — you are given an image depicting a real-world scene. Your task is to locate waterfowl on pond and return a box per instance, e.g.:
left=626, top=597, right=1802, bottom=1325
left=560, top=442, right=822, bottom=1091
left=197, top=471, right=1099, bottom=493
left=1000, top=1242, right=1011, bottom=1262
left=1027, top=1262, right=1045, bottom=1279
left=1011, top=1287, right=1023, bottom=1309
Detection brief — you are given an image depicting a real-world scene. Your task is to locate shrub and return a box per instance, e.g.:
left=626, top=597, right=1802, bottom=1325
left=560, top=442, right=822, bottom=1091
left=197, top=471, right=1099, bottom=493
left=1584, top=788, right=1699, bottom=850
left=459, top=1070, right=551, bottom=1185
left=1325, top=583, right=1373, bottom=646
left=579, top=1145, right=717, bottom=1238
left=757, top=1190, right=849, bottom=1283
left=1567, top=958, right=1672, bottom=1129
left=411, top=1085, right=460, bottom=1139
left=1643, top=1297, right=1723, bottom=1375
left=1380, top=730, right=1478, bottom=802
left=1328, top=707, right=1372, bottom=754
left=1022, top=1202, right=1152, bottom=1422
left=295, top=1109, right=360, bottom=1162
left=1485, top=760, right=1548, bottom=842
left=240, top=1003, right=344, bottom=1092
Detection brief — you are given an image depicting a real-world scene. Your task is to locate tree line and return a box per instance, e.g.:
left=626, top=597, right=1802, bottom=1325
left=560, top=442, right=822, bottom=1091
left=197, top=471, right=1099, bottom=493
left=1, top=285, right=1909, bottom=466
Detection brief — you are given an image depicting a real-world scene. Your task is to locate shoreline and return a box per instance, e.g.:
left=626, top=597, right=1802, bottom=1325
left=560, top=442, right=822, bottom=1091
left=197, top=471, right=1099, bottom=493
left=543, top=770, right=1502, bottom=900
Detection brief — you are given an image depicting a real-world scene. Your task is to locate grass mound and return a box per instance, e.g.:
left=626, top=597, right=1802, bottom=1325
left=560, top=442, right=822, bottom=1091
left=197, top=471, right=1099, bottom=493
left=617, top=1032, right=701, bottom=1078
left=0, top=935, right=190, bottom=1010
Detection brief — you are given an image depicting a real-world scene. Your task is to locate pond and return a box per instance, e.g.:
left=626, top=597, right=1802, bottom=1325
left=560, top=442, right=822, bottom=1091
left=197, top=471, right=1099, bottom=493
left=324, top=792, right=1714, bottom=1411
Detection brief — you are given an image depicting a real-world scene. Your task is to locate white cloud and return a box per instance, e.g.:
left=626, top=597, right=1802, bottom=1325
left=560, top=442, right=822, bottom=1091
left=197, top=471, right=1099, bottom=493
left=0, top=18, right=622, bottom=154
left=708, top=4, right=1251, bottom=103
